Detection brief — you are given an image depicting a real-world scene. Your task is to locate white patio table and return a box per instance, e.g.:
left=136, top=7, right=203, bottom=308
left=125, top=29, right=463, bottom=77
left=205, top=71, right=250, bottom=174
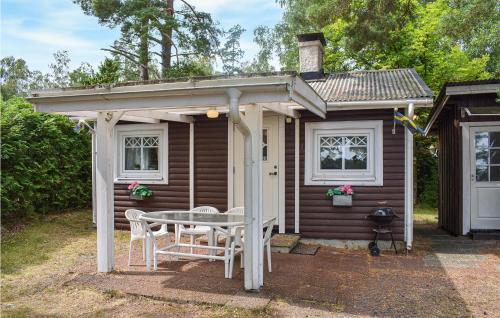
left=139, top=211, right=246, bottom=271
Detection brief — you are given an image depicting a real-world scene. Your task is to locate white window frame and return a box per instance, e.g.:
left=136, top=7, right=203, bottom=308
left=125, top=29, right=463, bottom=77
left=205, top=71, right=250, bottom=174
left=304, top=120, right=383, bottom=186
left=114, top=123, right=168, bottom=184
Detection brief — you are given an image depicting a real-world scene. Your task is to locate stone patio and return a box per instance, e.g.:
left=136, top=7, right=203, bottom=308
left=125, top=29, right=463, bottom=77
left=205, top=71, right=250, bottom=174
left=68, top=225, right=500, bottom=317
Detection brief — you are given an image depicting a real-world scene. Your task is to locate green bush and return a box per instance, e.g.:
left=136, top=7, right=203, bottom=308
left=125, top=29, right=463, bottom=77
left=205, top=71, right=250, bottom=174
left=1, top=97, right=92, bottom=221
left=415, top=134, right=438, bottom=208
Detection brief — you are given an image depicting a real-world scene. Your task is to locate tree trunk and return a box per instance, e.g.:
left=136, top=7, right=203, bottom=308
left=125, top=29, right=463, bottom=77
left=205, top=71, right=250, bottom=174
left=161, top=0, right=174, bottom=79
left=139, top=19, right=150, bottom=81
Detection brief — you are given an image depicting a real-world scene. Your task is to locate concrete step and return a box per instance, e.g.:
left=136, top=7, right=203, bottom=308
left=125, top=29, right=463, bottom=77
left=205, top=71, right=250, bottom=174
left=271, top=234, right=301, bottom=253
left=471, top=230, right=500, bottom=240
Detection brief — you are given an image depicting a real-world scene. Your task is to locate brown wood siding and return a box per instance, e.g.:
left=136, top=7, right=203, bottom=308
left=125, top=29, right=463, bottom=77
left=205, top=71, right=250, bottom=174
left=285, top=109, right=406, bottom=240
left=193, top=116, right=228, bottom=212
left=114, top=122, right=190, bottom=230
left=437, top=107, right=463, bottom=235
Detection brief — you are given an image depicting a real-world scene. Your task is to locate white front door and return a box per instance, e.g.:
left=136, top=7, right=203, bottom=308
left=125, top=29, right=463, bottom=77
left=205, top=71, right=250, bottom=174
left=470, top=125, right=500, bottom=230
left=233, top=115, right=280, bottom=223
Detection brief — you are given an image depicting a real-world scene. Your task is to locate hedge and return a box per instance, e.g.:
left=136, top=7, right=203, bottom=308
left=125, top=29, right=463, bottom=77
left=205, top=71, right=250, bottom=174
left=1, top=97, right=92, bottom=220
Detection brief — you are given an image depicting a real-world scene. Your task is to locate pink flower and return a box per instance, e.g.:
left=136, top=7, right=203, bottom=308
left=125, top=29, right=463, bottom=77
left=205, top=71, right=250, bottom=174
left=128, top=181, right=140, bottom=191
left=340, top=184, right=353, bottom=195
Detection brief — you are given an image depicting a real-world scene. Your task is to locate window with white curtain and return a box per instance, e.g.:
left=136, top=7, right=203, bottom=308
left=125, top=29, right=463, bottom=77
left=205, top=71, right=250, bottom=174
left=304, top=120, right=383, bottom=186
left=115, top=124, right=168, bottom=183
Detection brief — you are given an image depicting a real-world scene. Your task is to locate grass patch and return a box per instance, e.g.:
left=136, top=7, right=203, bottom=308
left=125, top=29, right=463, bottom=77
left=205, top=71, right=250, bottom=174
left=1, top=210, right=94, bottom=275
left=414, top=205, right=438, bottom=224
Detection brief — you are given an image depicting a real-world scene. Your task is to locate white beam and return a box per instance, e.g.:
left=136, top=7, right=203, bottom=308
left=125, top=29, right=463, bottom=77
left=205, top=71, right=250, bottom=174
left=126, top=110, right=194, bottom=123
left=33, top=91, right=291, bottom=113
left=227, top=118, right=234, bottom=210
left=96, top=111, right=123, bottom=272
left=60, top=111, right=160, bottom=124
left=264, top=103, right=300, bottom=118
left=294, top=118, right=300, bottom=234
left=189, top=122, right=194, bottom=209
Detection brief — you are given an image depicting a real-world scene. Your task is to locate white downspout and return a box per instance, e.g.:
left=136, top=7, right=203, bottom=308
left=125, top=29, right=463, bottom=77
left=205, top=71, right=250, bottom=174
left=405, top=103, right=414, bottom=251
left=227, top=88, right=259, bottom=291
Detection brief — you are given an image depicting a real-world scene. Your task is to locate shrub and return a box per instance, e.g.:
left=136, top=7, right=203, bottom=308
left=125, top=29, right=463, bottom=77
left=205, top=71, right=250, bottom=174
left=1, top=97, right=92, bottom=221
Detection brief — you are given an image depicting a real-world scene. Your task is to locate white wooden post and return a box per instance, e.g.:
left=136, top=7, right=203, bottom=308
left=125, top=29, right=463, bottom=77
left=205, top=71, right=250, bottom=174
left=96, top=111, right=122, bottom=272
left=245, top=104, right=264, bottom=287
left=189, top=122, right=194, bottom=209
left=404, top=103, right=414, bottom=250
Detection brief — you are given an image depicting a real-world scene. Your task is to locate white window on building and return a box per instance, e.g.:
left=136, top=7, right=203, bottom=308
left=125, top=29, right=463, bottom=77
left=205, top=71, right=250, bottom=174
left=115, top=124, right=168, bottom=184
left=304, top=120, right=383, bottom=186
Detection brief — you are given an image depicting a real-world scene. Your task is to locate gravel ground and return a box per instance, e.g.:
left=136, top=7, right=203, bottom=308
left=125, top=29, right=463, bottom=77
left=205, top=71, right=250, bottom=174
left=2, top=223, right=499, bottom=317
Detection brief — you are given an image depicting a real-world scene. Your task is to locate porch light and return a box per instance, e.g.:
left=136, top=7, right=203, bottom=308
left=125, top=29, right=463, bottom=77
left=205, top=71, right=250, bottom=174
left=206, top=107, right=219, bottom=119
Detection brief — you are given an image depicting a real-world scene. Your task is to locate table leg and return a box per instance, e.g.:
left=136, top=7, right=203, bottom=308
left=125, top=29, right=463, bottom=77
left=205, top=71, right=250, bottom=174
left=208, top=227, right=214, bottom=261
left=145, top=229, right=151, bottom=270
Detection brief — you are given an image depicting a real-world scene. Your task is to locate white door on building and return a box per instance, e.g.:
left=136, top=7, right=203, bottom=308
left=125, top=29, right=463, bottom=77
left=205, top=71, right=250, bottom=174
left=233, top=115, right=280, bottom=223
left=470, top=125, right=500, bottom=230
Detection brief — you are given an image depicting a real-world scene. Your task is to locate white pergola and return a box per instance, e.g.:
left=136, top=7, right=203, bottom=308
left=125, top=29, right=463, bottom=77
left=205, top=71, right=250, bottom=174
left=29, top=74, right=326, bottom=290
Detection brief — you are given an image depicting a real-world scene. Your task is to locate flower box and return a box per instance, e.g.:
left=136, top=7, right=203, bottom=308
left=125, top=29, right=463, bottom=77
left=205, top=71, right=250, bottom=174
left=128, top=181, right=154, bottom=201
left=129, top=193, right=146, bottom=201
left=332, top=195, right=352, bottom=207
left=326, top=184, right=354, bottom=207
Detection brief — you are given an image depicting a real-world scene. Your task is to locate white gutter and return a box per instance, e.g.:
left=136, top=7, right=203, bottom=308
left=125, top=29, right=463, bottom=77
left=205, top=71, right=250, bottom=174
left=227, top=88, right=258, bottom=291
left=327, top=98, right=433, bottom=110
left=404, top=103, right=414, bottom=251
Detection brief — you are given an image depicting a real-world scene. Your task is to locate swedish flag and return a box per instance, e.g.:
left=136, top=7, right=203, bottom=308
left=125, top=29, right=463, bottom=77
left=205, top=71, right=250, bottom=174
left=394, top=111, right=424, bottom=135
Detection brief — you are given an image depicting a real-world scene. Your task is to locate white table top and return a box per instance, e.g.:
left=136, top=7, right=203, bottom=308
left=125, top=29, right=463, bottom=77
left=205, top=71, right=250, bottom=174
left=139, top=211, right=246, bottom=227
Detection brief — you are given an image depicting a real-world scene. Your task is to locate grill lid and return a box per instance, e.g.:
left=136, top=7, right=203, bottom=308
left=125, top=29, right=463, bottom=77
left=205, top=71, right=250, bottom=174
left=370, top=207, right=394, bottom=216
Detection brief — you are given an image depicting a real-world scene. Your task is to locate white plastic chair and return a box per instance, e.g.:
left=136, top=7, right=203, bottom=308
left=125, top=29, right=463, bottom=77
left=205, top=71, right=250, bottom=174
left=125, top=209, right=169, bottom=266
left=225, top=206, right=244, bottom=215
left=227, top=217, right=276, bottom=279
left=176, top=206, right=219, bottom=253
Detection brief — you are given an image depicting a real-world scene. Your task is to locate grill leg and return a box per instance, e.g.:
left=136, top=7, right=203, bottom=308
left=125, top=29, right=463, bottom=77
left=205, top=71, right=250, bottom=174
left=374, top=231, right=379, bottom=246
left=389, top=232, right=397, bottom=254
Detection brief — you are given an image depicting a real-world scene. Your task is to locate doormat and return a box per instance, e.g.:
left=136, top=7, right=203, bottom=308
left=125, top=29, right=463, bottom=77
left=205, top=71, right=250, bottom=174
left=290, top=243, right=319, bottom=255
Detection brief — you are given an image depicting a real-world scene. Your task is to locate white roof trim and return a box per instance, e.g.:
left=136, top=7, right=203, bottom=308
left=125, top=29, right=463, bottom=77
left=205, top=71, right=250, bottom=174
left=29, top=75, right=326, bottom=119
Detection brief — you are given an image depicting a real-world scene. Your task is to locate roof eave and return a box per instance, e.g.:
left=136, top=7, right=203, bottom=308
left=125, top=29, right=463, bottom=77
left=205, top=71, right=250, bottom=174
left=326, top=98, right=433, bottom=111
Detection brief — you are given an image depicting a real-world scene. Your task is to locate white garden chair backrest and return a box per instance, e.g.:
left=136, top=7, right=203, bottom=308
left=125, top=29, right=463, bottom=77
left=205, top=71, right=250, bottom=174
left=125, top=209, right=145, bottom=239
left=263, top=217, right=276, bottom=244
left=226, top=207, right=244, bottom=214
left=191, top=206, right=219, bottom=214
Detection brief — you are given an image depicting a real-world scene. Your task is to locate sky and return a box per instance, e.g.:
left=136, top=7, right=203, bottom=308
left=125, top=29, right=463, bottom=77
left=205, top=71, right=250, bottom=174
left=1, top=0, right=283, bottom=73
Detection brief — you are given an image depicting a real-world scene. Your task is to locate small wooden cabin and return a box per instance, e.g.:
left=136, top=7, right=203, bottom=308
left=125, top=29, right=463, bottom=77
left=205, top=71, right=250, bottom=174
left=425, top=80, right=500, bottom=237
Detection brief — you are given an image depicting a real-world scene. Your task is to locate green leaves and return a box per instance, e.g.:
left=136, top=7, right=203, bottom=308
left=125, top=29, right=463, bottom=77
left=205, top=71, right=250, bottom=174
left=131, top=185, right=153, bottom=198
left=0, top=97, right=92, bottom=221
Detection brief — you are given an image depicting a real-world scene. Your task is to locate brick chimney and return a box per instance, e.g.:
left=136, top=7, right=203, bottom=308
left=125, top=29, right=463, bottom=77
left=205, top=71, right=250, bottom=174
left=297, top=33, right=326, bottom=80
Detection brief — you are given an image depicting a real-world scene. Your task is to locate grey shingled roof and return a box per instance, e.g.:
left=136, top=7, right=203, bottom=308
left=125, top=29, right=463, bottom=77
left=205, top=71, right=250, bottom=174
left=308, top=69, right=433, bottom=102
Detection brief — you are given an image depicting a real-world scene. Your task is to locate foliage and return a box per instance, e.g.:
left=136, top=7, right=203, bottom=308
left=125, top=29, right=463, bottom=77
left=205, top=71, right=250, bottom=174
left=220, top=25, right=246, bottom=74
left=242, top=26, right=276, bottom=73
left=272, top=0, right=495, bottom=90
left=74, top=0, right=223, bottom=80
left=1, top=98, right=92, bottom=221
left=415, top=134, right=439, bottom=208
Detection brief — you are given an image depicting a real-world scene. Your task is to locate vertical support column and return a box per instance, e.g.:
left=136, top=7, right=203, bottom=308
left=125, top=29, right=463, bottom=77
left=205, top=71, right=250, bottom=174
left=95, top=112, right=119, bottom=272
left=227, top=118, right=234, bottom=209
left=278, top=116, right=286, bottom=233
left=189, top=122, right=194, bottom=209
left=245, top=104, right=264, bottom=287
left=405, top=103, right=414, bottom=250
left=294, top=118, right=300, bottom=233
left=91, top=131, right=97, bottom=224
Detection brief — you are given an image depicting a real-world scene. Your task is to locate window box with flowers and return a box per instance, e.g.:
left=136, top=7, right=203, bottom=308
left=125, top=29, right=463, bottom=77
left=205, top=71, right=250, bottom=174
left=128, top=181, right=154, bottom=200
left=326, top=184, right=353, bottom=207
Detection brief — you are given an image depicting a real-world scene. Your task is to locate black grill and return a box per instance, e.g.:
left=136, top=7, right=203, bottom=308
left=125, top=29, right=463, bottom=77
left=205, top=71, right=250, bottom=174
left=366, top=208, right=399, bottom=255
